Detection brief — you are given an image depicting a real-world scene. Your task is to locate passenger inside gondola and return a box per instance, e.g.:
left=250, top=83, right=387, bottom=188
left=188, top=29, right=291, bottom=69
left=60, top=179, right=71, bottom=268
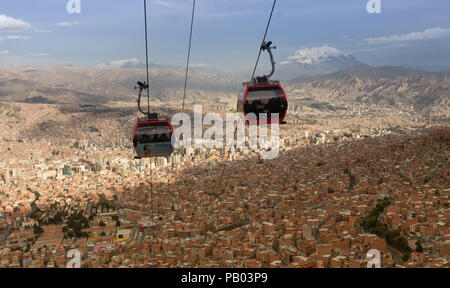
left=143, top=144, right=153, bottom=156
left=244, top=86, right=287, bottom=120
left=133, top=121, right=174, bottom=158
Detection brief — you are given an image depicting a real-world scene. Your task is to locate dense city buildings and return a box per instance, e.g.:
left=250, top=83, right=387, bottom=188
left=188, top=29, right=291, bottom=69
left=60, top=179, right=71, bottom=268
left=0, top=100, right=448, bottom=268
left=0, top=0, right=448, bottom=272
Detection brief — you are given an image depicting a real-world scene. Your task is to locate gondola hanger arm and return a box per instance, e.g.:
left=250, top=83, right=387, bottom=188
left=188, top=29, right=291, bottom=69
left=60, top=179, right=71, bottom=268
left=254, top=41, right=277, bottom=84
left=136, top=81, right=150, bottom=116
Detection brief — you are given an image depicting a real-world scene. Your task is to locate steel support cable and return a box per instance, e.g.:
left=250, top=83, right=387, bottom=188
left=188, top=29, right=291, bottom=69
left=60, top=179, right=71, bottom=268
left=143, top=0, right=155, bottom=264
left=214, top=0, right=278, bottom=197
left=182, top=0, right=196, bottom=113
left=144, top=0, right=151, bottom=114
left=149, top=157, right=154, bottom=263
left=250, top=0, right=277, bottom=82
left=214, top=126, right=238, bottom=197
left=173, top=1, right=197, bottom=237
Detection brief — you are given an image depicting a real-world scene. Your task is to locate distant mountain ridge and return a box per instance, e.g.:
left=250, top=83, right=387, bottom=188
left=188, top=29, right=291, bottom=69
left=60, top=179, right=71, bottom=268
left=286, top=64, right=450, bottom=116
left=0, top=66, right=242, bottom=104
left=276, top=46, right=364, bottom=79
left=0, top=65, right=448, bottom=118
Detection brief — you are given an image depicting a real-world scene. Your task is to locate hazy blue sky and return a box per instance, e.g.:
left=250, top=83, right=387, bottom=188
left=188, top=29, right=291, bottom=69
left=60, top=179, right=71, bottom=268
left=0, top=0, right=449, bottom=72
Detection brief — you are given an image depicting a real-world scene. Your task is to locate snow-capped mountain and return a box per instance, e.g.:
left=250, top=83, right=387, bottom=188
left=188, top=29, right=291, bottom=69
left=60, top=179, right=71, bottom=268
left=275, top=45, right=363, bottom=80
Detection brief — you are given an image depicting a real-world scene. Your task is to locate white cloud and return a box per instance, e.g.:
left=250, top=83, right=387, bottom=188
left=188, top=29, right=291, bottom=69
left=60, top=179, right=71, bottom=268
left=56, top=22, right=79, bottom=27
left=102, top=58, right=141, bottom=68
left=365, top=27, right=450, bottom=44
left=203, top=11, right=253, bottom=18
left=0, top=14, right=31, bottom=32
left=5, top=35, right=32, bottom=40
left=0, top=50, right=10, bottom=55
left=0, top=35, right=31, bottom=43
left=282, top=45, right=348, bottom=65
left=35, top=28, right=52, bottom=33
left=26, top=53, right=51, bottom=57
left=152, top=0, right=175, bottom=7
left=190, top=63, right=209, bottom=68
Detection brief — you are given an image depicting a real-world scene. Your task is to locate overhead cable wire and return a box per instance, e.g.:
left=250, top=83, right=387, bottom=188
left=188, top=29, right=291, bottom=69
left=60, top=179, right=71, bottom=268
left=182, top=0, right=196, bottom=113
left=214, top=0, right=278, bottom=197
left=250, top=0, right=277, bottom=82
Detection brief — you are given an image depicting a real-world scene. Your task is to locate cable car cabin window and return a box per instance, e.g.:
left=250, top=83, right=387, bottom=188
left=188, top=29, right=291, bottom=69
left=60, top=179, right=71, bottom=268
left=133, top=121, right=174, bottom=159
left=244, top=85, right=287, bottom=118
left=136, top=124, right=172, bottom=143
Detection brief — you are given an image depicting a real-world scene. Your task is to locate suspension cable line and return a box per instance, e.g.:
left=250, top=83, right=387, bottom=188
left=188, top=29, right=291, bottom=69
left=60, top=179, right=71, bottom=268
left=250, top=0, right=277, bottom=82
left=213, top=0, right=278, bottom=197
left=182, top=0, right=196, bottom=113
left=144, top=0, right=151, bottom=114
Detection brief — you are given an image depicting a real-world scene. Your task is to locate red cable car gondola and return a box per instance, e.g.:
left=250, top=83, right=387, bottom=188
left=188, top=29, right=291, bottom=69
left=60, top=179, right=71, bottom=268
left=131, top=1, right=176, bottom=160
left=237, top=41, right=288, bottom=125
left=132, top=81, right=174, bottom=159
left=133, top=119, right=174, bottom=159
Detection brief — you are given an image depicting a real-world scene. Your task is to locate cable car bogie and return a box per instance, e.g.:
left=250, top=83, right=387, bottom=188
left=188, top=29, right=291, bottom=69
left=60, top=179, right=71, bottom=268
left=238, top=41, right=288, bottom=125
